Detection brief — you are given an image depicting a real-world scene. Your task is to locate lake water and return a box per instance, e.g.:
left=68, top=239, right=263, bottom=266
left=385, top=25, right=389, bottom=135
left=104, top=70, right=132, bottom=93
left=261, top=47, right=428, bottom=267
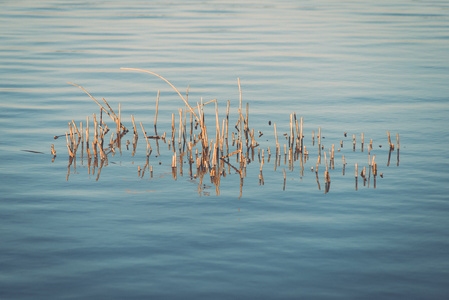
left=1, top=0, right=449, bottom=299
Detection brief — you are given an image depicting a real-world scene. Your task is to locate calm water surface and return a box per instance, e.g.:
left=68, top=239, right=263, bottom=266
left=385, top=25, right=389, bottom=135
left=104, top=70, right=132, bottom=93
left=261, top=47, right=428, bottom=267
left=1, top=1, right=449, bottom=299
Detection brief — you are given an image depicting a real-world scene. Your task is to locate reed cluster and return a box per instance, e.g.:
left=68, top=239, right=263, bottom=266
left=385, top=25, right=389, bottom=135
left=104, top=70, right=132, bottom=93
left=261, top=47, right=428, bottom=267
left=54, top=69, right=400, bottom=195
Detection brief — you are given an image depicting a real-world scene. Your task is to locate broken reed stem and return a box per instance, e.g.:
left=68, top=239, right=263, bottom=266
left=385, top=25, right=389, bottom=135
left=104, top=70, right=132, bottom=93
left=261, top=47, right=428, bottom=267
left=155, top=90, right=160, bottom=127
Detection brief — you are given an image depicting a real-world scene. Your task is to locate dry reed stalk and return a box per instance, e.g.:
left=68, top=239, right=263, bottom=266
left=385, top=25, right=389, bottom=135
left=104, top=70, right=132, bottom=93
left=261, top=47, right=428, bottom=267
left=80, top=122, right=83, bottom=144
left=355, top=163, right=358, bottom=178
left=68, top=122, right=74, bottom=145
left=315, top=156, right=319, bottom=173
left=225, top=100, right=230, bottom=141
left=179, top=108, right=183, bottom=150
left=222, top=149, right=240, bottom=159
left=387, top=131, right=393, bottom=149
left=274, top=123, right=279, bottom=149
left=215, top=100, right=220, bottom=148
left=102, top=98, right=119, bottom=124
left=246, top=102, right=249, bottom=132
left=290, top=114, right=294, bottom=149
left=238, top=109, right=243, bottom=164
left=72, top=120, right=81, bottom=140
left=353, top=134, right=356, bottom=149
left=86, top=116, right=90, bottom=151
left=93, top=114, right=98, bottom=157
left=117, top=103, right=121, bottom=135
left=51, top=144, right=56, bottom=156
left=332, top=144, right=335, bottom=161
left=65, top=132, right=74, bottom=157
left=93, top=112, right=98, bottom=140
left=95, top=134, right=106, bottom=160
left=361, top=132, right=364, bottom=145
left=154, top=90, right=160, bottom=127
left=189, top=111, right=193, bottom=142
left=248, top=128, right=257, bottom=148
left=120, top=68, right=200, bottom=122
left=397, top=133, right=399, bottom=150
left=171, top=113, right=175, bottom=146
left=140, top=122, right=152, bottom=154
left=220, top=118, right=225, bottom=152
left=294, top=113, right=299, bottom=136
left=131, top=115, right=138, bottom=138
left=324, top=151, right=328, bottom=173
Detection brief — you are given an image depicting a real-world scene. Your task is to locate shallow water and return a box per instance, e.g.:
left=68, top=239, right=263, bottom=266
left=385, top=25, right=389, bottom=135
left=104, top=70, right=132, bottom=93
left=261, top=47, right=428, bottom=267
left=1, top=0, right=449, bottom=299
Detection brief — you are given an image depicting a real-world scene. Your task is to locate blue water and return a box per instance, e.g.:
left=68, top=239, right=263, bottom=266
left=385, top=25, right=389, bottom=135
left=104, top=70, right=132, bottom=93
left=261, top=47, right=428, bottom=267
left=1, top=1, right=449, bottom=299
